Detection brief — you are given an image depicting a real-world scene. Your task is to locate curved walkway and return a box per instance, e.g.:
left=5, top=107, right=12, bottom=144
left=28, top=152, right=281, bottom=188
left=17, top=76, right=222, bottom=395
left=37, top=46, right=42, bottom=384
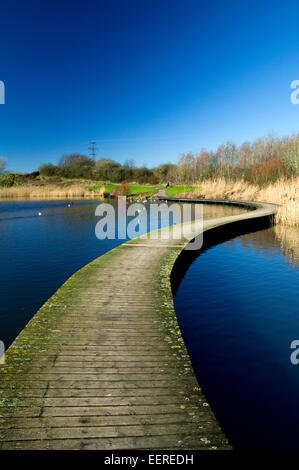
left=0, top=199, right=277, bottom=450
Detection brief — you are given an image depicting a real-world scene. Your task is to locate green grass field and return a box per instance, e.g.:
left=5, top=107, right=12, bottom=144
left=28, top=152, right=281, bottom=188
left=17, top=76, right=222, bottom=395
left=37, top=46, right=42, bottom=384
left=127, top=184, right=156, bottom=196
left=88, top=183, right=198, bottom=198
left=165, top=185, right=197, bottom=197
left=88, top=183, right=157, bottom=197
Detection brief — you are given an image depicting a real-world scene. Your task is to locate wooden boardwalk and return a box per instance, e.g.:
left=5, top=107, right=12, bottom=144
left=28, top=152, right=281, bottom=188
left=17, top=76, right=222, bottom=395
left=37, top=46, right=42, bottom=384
left=0, top=200, right=277, bottom=450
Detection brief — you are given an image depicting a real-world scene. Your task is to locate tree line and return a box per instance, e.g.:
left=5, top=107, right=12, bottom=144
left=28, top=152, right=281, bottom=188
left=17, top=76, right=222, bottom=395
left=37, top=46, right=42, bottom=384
left=36, top=132, right=299, bottom=186
left=39, top=154, right=176, bottom=184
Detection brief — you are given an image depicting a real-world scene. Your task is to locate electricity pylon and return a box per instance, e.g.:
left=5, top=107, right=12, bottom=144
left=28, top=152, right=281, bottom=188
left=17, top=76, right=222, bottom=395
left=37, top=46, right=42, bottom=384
left=88, top=141, right=97, bottom=159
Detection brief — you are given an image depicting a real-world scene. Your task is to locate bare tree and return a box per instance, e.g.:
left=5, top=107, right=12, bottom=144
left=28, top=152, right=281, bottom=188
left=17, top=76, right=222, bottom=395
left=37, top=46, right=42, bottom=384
left=0, top=158, right=6, bottom=175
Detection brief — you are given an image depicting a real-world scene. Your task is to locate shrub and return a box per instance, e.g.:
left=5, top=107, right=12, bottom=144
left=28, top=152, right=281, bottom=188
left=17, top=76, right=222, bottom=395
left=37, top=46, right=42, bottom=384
left=247, top=159, right=286, bottom=186
left=119, top=182, right=128, bottom=195
left=93, top=159, right=121, bottom=181
left=59, top=154, right=95, bottom=179
left=39, top=163, right=60, bottom=177
left=0, top=173, right=18, bottom=187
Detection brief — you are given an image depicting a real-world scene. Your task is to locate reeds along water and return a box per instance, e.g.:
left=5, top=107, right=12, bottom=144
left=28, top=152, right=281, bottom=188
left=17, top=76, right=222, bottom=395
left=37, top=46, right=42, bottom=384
left=0, top=177, right=298, bottom=225
left=178, top=177, right=299, bottom=227
left=0, top=184, right=106, bottom=199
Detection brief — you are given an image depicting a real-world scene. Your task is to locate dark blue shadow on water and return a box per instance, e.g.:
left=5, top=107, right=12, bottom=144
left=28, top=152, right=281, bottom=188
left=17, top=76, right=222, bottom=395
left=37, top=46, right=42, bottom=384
left=173, top=226, right=299, bottom=449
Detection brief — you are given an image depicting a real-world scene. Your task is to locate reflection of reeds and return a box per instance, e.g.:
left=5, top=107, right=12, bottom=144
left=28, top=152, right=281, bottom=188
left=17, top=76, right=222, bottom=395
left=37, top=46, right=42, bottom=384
left=274, top=225, right=299, bottom=265
left=0, top=184, right=106, bottom=199
left=179, top=177, right=299, bottom=227
left=275, top=201, right=298, bottom=227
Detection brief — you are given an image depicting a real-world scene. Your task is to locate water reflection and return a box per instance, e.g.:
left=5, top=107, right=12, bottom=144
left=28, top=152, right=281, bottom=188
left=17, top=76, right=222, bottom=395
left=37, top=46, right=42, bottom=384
left=174, top=225, right=299, bottom=449
left=274, top=225, right=299, bottom=266
left=225, top=225, right=299, bottom=268
left=202, top=203, right=248, bottom=219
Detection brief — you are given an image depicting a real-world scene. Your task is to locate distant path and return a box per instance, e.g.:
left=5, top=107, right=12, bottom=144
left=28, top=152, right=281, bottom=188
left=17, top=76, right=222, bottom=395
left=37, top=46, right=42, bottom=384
left=0, top=199, right=277, bottom=449
left=156, top=187, right=166, bottom=198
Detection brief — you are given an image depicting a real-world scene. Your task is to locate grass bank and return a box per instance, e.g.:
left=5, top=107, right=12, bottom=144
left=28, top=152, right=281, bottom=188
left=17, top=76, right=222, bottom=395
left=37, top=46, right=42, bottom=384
left=105, top=183, right=157, bottom=198
left=165, top=185, right=196, bottom=197
left=173, top=177, right=299, bottom=227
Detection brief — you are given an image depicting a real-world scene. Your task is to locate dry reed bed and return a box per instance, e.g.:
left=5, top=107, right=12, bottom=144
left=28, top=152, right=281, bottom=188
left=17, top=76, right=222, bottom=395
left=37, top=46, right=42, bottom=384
left=179, top=177, right=299, bottom=227
left=0, top=184, right=105, bottom=199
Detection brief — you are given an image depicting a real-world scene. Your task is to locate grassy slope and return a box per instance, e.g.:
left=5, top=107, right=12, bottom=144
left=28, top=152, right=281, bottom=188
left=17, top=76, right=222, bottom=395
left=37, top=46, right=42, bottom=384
left=165, top=185, right=196, bottom=197
left=97, top=184, right=157, bottom=197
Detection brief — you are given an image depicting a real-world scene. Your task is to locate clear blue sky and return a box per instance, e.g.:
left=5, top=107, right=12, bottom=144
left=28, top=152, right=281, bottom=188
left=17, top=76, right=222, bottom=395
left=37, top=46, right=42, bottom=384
left=1, top=0, right=299, bottom=172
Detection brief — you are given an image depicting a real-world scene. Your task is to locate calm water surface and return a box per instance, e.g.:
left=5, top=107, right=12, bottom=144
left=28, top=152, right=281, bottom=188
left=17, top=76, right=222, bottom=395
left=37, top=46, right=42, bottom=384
left=174, top=226, right=299, bottom=449
left=0, top=199, right=244, bottom=347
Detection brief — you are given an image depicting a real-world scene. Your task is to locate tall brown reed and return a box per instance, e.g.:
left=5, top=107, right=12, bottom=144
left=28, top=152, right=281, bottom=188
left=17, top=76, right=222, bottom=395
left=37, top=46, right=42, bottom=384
left=178, top=177, right=299, bottom=227
left=0, top=184, right=105, bottom=199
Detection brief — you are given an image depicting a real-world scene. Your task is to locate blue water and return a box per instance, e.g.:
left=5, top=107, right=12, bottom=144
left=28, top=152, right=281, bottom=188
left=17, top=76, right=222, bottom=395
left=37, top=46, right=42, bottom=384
left=0, top=199, right=244, bottom=349
left=174, top=228, right=299, bottom=449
